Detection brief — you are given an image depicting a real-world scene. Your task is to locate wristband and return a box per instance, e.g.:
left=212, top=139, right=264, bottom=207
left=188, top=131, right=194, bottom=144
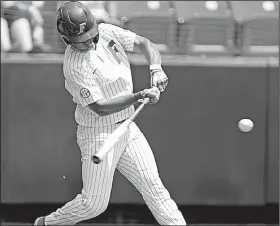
left=149, top=64, right=162, bottom=71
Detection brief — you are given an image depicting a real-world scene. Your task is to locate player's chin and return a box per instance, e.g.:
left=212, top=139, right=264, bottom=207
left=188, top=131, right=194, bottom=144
left=72, top=43, right=95, bottom=51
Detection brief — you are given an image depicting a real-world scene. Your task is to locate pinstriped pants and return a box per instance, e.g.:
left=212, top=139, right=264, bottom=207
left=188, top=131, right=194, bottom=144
left=45, top=122, right=186, bottom=225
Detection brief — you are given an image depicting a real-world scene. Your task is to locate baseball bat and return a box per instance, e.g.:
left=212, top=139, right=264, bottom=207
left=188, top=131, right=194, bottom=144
left=92, top=98, right=150, bottom=164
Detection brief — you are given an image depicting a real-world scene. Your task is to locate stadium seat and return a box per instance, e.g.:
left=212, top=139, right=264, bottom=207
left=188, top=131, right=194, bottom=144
left=230, top=1, right=279, bottom=56
left=112, top=1, right=177, bottom=54
left=241, top=17, right=279, bottom=57
left=113, top=1, right=173, bottom=19
left=39, top=1, right=62, bottom=52
left=230, top=1, right=279, bottom=21
left=174, top=1, right=235, bottom=56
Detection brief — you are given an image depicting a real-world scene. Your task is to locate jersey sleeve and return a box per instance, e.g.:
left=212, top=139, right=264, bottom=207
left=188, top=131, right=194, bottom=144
left=64, top=60, right=103, bottom=107
left=100, top=23, right=136, bottom=52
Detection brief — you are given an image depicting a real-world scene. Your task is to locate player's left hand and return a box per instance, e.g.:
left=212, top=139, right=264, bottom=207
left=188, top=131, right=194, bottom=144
left=141, top=86, right=160, bottom=104
left=150, top=66, right=168, bottom=92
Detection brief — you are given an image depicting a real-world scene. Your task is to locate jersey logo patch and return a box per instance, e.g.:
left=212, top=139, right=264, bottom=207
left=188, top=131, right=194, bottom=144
left=80, top=88, right=90, bottom=98
left=107, top=40, right=121, bottom=64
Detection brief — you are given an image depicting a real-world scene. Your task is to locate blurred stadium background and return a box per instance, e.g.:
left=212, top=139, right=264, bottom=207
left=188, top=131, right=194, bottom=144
left=1, top=1, right=279, bottom=225
left=1, top=0, right=279, bottom=56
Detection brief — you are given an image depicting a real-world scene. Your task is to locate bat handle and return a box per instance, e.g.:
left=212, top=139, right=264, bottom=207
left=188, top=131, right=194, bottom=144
left=129, top=98, right=150, bottom=121
left=143, top=97, right=150, bottom=105
left=92, top=155, right=101, bottom=164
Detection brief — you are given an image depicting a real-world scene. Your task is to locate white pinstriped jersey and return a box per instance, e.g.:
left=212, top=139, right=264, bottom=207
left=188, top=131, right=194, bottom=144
left=63, top=23, right=137, bottom=127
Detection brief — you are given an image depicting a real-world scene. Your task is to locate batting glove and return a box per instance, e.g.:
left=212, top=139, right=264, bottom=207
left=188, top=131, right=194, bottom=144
left=136, top=87, right=160, bottom=104
left=150, top=64, right=168, bottom=92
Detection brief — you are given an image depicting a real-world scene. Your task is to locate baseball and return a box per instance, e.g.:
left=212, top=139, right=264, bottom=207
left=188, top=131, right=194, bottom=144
left=238, top=119, right=254, bottom=132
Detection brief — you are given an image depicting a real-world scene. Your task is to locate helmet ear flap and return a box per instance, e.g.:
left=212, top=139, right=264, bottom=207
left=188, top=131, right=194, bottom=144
left=57, top=19, right=69, bottom=36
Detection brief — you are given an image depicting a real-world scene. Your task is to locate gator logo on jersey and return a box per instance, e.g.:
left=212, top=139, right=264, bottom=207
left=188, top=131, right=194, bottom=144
left=80, top=88, right=90, bottom=98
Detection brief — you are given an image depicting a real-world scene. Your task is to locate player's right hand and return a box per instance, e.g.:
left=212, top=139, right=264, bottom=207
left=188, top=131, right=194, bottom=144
left=141, top=86, right=160, bottom=104
left=150, top=65, right=168, bottom=92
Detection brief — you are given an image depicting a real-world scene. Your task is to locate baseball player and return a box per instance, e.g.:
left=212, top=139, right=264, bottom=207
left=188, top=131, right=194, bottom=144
left=35, top=2, right=186, bottom=225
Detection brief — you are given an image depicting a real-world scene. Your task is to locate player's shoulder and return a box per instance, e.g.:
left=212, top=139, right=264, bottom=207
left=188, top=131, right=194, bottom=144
left=65, top=46, right=89, bottom=60
left=64, top=46, right=89, bottom=69
left=98, top=23, right=128, bottom=36
left=98, top=23, right=116, bottom=32
left=98, top=23, right=119, bottom=42
left=98, top=23, right=114, bottom=37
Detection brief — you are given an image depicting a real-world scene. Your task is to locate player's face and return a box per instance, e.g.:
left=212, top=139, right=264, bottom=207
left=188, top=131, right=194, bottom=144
left=72, top=33, right=99, bottom=51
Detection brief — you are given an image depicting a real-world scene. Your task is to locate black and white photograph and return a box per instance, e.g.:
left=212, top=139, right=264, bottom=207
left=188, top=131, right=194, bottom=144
left=1, top=1, right=279, bottom=225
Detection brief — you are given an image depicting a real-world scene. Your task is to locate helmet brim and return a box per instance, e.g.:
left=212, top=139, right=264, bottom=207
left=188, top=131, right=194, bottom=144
left=68, top=24, right=99, bottom=43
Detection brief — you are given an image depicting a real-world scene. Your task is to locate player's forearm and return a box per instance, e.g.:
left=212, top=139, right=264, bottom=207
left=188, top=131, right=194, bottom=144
left=139, top=38, right=162, bottom=65
left=89, top=92, right=142, bottom=116
left=98, top=95, right=137, bottom=115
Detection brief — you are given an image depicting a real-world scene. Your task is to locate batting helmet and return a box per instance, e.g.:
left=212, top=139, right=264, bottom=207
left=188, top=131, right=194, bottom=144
left=57, top=1, right=98, bottom=44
